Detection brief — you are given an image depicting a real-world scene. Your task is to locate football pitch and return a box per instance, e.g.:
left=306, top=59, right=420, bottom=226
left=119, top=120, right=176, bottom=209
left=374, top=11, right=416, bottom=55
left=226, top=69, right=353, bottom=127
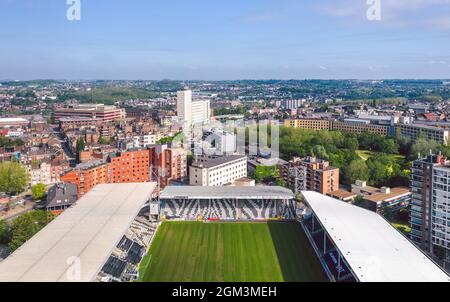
left=139, top=221, right=327, bottom=282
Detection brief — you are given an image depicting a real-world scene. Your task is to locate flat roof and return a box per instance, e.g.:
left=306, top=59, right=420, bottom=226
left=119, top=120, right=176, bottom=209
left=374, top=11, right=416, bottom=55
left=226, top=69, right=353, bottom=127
left=0, top=183, right=156, bottom=282
left=366, top=187, right=411, bottom=203
left=161, top=186, right=294, bottom=200
left=191, top=155, right=247, bottom=169
left=0, top=118, right=29, bottom=123
left=302, top=191, right=450, bottom=282
left=328, top=190, right=357, bottom=200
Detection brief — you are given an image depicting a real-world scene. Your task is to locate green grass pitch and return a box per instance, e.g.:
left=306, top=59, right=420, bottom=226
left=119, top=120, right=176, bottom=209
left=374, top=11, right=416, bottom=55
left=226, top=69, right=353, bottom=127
left=139, top=221, right=327, bottom=282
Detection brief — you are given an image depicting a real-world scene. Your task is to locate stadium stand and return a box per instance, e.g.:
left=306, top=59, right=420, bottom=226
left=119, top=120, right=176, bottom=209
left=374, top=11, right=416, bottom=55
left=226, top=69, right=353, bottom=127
left=96, top=212, right=160, bottom=282
left=160, top=186, right=295, bottom=221
left=301, top=191, right=450, bottom=282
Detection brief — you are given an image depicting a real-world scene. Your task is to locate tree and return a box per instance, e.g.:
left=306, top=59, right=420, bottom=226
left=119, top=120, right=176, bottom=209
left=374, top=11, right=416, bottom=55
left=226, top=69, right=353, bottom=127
left=98, top=137, right=110, bottom=145
left=76, top=138, right=86, bottom=152
left=31, top=183, right=47, bottom=201
left=409, top=138, right=439, bottom=160
left=313, top=145, right=329, bottom=160
left=0, top=220, right=11, bottom=244
left=0, top=162, right=29, bottom=194
left=345, top=160, right=369, bottom=185
left=8, top=211, right=54, bottom=252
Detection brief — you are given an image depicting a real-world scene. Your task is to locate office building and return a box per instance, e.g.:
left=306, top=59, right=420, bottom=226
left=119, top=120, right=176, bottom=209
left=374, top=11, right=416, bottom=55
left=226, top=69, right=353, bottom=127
left=331, top=121, right=390, bottom=136
left=55, top=104, right=125, bottom=122
left=284, top=119, right=331, bottom=131
left=395, top=124, right=449, bottom=145
left=208, top=129, right=237, bottom=155
left=177, top=89, right=210, bottom=126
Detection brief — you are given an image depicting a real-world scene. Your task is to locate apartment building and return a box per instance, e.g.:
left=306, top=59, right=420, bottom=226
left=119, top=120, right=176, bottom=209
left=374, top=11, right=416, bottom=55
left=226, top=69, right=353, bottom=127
left=280, top=157, right=339, bottom=195
left=189, top=155, right=248, bottom=187
left=60, top=160, right=109, bottom=198
left=351, top=180, right=411, bottom=213
left=395, top=124, right=449, bottom=145
left=410, top=154, right=449, bottom=252
left=108, top=148, right=151, bottom=184
left=132, top=134, right=156, bottom=148
left=149, top=144, right=187, bottom=188
left=55, top=104, right=125, bottom=122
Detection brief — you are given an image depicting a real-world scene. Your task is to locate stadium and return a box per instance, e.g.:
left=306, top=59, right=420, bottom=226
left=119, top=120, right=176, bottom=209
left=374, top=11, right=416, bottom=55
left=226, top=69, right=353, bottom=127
left=138, top=186, right=326, bottom=282
left=0, top=184, right=448, bottom=282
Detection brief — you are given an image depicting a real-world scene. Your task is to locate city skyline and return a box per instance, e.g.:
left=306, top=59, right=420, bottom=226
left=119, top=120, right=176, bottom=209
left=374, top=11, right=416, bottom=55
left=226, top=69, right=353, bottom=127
left=1, top=0, right=450, bottom=80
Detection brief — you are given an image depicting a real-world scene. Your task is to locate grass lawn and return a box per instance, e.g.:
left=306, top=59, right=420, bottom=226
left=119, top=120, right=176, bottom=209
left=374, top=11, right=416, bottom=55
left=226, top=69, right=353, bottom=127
left=139, top=221, right=326, bottom=282
left=356, top=150, right=405, bottom=163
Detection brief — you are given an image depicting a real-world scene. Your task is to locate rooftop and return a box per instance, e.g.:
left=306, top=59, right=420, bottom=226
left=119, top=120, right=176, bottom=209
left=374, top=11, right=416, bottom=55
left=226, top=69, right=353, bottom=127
left=302, top=191, right=450, bottom=282
left=0, top=183, right=156, bottom=282
left=366, top=187, right=411, bottom=204
left=191, top=155, right=247, bottom=169
left=160, top=186, right=294, bottom=200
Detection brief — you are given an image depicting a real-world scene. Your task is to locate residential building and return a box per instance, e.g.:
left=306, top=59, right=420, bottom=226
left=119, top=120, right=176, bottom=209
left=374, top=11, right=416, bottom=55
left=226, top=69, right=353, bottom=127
left=108, top=148, right=151, bottom=184
left=280, top=157, right=339, bottom=195
left=351, top=180, right=411, bottom=213
left=60, top=160, right=109, bottom=198
left=132, top=134, right=156, bottom=148
left=281, top=99, right=305, bottom=110
left=44, top=183, right=78, bottom=215
left=189, top=155, right=248, bottom=187
left=149, top=144, right=187, bottom=188
left=410, top=154, right=449, bottom=252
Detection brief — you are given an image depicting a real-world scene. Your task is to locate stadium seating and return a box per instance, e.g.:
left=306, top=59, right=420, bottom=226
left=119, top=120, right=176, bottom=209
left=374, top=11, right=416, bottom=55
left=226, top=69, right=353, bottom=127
left=97, top=213, right=159, bottom=282
left=161, top=198, right=296, bottom=221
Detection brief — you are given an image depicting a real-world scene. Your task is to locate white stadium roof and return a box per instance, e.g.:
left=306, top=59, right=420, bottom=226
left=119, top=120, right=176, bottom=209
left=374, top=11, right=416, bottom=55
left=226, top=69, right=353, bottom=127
left=302, top=191, right=450, bottom=282
left=0, top=183, right=156, bottom=282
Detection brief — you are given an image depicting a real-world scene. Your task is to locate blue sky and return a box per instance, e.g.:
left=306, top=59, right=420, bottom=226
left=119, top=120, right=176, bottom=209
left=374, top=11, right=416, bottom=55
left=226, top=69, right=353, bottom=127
left=1, top=0, right=450, bottom=80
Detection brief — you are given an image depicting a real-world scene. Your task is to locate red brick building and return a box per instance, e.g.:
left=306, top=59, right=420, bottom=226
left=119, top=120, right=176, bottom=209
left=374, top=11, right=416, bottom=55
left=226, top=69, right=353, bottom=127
left=108, top=148, right=151, bottom=183
left=60, top=145, right=187, bottom=197
left=60, top=160, right=109, bottom=198
left=149, top=145, right=187, bottom=189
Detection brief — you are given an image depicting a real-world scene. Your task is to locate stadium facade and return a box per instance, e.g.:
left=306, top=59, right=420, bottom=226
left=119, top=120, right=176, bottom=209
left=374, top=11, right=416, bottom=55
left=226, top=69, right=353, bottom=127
left=159, top=186, right=296, bottom=221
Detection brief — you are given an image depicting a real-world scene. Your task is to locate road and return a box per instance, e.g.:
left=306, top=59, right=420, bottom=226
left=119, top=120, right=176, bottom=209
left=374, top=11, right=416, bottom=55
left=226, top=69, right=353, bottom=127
left=53, top=127, right=76, bottom=166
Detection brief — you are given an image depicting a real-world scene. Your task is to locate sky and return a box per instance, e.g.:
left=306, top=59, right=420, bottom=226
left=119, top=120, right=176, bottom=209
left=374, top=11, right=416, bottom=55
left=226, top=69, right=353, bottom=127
left=1, top=0, right=450, bottom=80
